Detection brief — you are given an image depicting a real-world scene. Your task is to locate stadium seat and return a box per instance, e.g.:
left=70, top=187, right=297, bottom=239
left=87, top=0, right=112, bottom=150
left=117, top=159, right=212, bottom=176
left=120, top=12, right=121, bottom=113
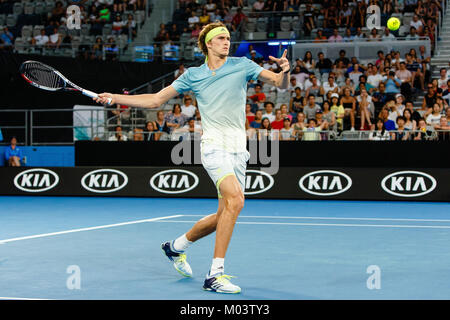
left=34, top=1, right=46, bottom=15
left=183, top=45, right=195, bottom=61
left=102, top=23, right=113, bottom=36
left=117, top=34, right=127, bottom=49
left=256, top=18, right=268, bottom=32
left=21, top=25, right=33, bottom=39
left=14, top=37, right=28, bottom=53
left=33, top=24, right=44, bottom=36
left=24, top=2, right=34, bottom=15
left=6, top=14, right=17, bottom=28
left=45, top=1, right=54, bottom=13
left=71, top=35, right=81, bottom=49
left=80, top=24, right=91, bottom=36
left=0, top=14, right=6, bottom=26
left=280, top=19, right=291, bottom=32
left=13, top=2, right=23, bottom=15
left=58, top=25, right=68, bottom=37
left=398, top=25, right=409, bottom=37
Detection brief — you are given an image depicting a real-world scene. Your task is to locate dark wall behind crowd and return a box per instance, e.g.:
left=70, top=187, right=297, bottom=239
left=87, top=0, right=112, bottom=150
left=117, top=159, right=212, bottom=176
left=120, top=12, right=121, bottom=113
left=0, top=52, right=178, bottom=142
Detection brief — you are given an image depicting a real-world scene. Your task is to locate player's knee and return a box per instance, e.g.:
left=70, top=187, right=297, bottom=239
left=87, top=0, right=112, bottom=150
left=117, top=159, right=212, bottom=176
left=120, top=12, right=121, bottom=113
left=224, top=193, right=245, bottom=214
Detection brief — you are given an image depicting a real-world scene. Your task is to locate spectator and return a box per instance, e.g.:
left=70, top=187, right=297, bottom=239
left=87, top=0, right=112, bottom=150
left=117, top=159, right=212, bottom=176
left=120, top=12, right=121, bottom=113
left=245, top=103, right=255, bottom=124
left=174, top=64, right=185, bottom=80
left=403, top=108, right=417, bottom=131
left=303, top=95, right=322, bottom=121
left=46, top=27, right=63, bottom=49
left=438, top=68, right=449, bottom=91
left=391, top=116, right=411, bottom=140
left=384, top=71, right=402, bottom=98
left=368, top=28, right=380, bottom=41
left=369, top=119, right=391, bottom=140
left=322, top=100, right=337, bottom=131
left=104, top=37, right=118, bottom=61
left=372, top=82, right=389, bottom=115
left=333, top=61, right=347, bottom=83
left=199, top=8, right=210, bottom=25
left=313, top=29, right=327, bottom=43
left=50, top=1, right=65, bottom=23
left=410, top=14, right=424, bottom=34
left=328, top=28, right=343, bottom=42
left=426, top=103, right=443, bottom=126
left=303, top=3, right=315, bottom=36
left=335, top=50, right=350, bottom=68
left=154, top=110, right=170, bottom=134
left=340, top=4, right=353, bottom=27
left=343, top=28, right=354, bottom=42
left=340, top=88, right=356, bottom=130
left=250, top=110, right=263, bottom=129
left=191, top=23, right=201, bottom=39
left=165, top=103, right=188, bottom=133
left=349, top=63, right=363, bottom=86
left=406, top=26, right=419, bottom=40
left=404, top=100, right=422, bottom=123
left=301, top=51, right=315, bottom=73
left=367, top=65, right=384, bottom=89
left=316, top=52, right=333, bottom=75
left=232, top=7, right=247, bottom=28
left=181, top=95, right=197, bottom=118
left=112, top=14, right=125, bottom=35
left=262, top=102, right=275, bottom=122
left=414, top=118, right=434, bottom=140
left=247, top=84, right=266, bottom=110
left=31, top=29, right=49, bottom=48
left=280, top=118, right=295, bottom=140
left=280, top=104, right=292, bottom=121
left=188, top=11, right=200, bottom=28
left=405, top=53, right=425, bottom=91
left=5, top=137, right=23, bottom=167
left=301, top=118, right=328, bottom=141
left=356, top=75, right=376, bottom=95
left=305, top=75, right=321, bottom=96
left=289, top=87, right=304, bottom=114
left=271, top=109, right=284, bottom=130
left=352, top=1, right=367, bottom=28
left=381, top=27, right=396, bottom=41
left=328, top=93, right=344, bottom=131
left=133, top=128, right=144, bottom=141
left=0, top=27, right=14, bottom=50
left=320, top=75, right=339, bottom=98
left=179, top=118, right=202, bottom=136
left=378, top=107, right=396, bottom=131
left=91, top=36, right=103, bottom=60
left=258, top=117, right=273, bottom=140
left=324, top=4, right=339, bottom=29
left=353, top=26, right=366, bottom=41
left=109, top=125, right=128, bottom=141
left=143, top=121, right=157, bottom=141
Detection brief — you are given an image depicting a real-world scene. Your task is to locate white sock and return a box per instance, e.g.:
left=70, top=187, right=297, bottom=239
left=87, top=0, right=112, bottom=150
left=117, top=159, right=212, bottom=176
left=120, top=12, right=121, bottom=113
left=208, top=258, right=225, bottom=278
left=172, top=234, right=192, bottom=253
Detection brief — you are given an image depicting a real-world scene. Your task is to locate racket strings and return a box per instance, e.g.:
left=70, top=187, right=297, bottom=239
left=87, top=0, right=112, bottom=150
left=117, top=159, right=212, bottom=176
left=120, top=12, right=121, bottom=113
left=22, top=62, right=65, bottom=89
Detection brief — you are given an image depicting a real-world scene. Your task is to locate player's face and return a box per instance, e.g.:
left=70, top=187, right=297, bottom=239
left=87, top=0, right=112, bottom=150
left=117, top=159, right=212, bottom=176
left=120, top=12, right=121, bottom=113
left=209, top=34, right=230, bottom=57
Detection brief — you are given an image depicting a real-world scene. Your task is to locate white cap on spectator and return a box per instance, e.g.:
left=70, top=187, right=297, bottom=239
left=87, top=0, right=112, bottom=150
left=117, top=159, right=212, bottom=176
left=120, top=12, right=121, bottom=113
left=331, top=93, right=339, bottom=99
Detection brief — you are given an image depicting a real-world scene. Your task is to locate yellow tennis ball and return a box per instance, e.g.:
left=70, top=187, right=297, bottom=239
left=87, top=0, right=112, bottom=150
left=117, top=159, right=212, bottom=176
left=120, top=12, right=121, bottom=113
left=387, top=17, right=400, bottom=31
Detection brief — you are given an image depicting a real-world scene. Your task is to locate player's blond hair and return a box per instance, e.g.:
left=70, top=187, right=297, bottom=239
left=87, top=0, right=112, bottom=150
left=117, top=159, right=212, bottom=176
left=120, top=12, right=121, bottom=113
left=197, top=21, right=227, bottom=57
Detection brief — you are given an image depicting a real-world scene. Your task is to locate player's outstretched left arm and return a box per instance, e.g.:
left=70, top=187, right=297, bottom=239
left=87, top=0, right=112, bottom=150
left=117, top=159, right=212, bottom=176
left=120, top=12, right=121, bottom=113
left=258, top=49, right=290, bottom=89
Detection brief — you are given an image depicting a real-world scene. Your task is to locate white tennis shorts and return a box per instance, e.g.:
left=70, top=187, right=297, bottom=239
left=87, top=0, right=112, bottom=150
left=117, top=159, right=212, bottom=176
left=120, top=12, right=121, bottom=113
left=200, top=142, right=250, bottom=198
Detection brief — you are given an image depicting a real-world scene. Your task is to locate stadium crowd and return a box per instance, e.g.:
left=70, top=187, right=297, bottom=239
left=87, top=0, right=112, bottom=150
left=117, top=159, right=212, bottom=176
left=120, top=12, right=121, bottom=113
left=105, top=0, right=449, bottom=141
left=0, top=0, right=147, bottom=59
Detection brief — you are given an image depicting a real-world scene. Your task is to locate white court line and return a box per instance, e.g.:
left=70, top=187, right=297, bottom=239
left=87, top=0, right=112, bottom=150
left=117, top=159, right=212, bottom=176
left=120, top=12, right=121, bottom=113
left=182, top=214, right=450, bottom=223
left=153, top=220, right=450, bottom=229
left=0, top=215, right=183, bottom=245
left=0, top=297, right=51, bottom=300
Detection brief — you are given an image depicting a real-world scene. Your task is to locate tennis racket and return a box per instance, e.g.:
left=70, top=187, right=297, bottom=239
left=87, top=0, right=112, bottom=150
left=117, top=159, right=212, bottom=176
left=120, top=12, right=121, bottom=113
left=19, top=60, right=112, bottom=105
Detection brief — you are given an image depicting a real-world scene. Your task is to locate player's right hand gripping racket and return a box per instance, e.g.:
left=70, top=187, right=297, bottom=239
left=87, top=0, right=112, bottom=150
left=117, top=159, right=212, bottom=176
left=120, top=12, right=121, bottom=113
left=19, top=60, right=112, bottom=105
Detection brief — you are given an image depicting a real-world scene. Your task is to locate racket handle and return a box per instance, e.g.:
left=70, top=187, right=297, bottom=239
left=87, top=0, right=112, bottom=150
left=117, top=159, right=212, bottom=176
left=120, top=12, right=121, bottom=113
left=82, top=89, right=112, bottom=105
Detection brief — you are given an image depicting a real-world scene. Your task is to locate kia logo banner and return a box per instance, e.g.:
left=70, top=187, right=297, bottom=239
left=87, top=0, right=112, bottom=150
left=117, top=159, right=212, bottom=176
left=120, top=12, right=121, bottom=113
left=13, top=168, right=59, bottom=193
left=150, top=169, right=199, bottom=194
left=244, top=170, right=274, bottom=195
left=1, top=167, right=448, bottom=201
left=298, top=170, right=352, bottom=196
left=381, top=171, right=437, bottom=198
left=81, top=169, right=128, bottom=193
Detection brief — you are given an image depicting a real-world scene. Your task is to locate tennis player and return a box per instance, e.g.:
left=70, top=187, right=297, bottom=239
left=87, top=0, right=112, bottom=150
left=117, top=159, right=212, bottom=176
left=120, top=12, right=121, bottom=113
left=94, top=21, right=290, bottom=294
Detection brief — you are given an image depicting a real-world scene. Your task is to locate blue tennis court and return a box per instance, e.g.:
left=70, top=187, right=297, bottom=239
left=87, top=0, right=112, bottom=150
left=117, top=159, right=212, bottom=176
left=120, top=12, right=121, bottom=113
left=1, top=196, right=450, bottom=300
